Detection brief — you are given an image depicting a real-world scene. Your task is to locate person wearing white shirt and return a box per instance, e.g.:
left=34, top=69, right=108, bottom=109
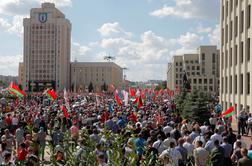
left=193, top=133, right=206, bottom=147
left=204, top=135, right=215, bottom=153
left=152, top=135, right=166, bottom=154
left=233, top=135, right=247, bottom=149
left=163, top=133, right=177, bottom=149
left=159, top=142, right=182, bottom=166
left=163, top=124, right=173, bottom=135
left=183, top=136, right=194, bottom=157
left=200, top=122, right=208, bottom=135
left=210, top=129, right=223, bottom=144
left=247, top=113, right=252, bottom=137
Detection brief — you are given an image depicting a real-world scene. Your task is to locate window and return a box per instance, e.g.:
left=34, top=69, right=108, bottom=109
left=222, top=28, right=224, bottom=46
left=209, top=86, right=213, bottom=91
left=226, top=1, right=229, bottom=17
left=235, top=16, right=238, bottom=37
left=240, top=74, right=243, bottom=94
left=230, top=0, right=233, bottom=12
left=202, top=53, right=205, bottom=61
left=225, top=76, right=228, bottom=93
left=235, top=45, right=238, bottom=65
left=199, top=79, right=202, bottom=84
left=209, top=79, right=213, bottom=84
left=180, top=62, right=182, bottom=66
left=176, top=62, right=178, bottom=66
left=225, top=50, right=228, bottom=68
left=225, top=25, right=228, bottom=43
left=204, top=86, right=208, bottom=91
left=235, top=75, right=237, bottom=94
left=221, top=77, right=224, bottom=93
left=230, top=76, right=232, bottom=93
left=247, top=38, right=250, bottom=61
left=197, top=66, right=200, bottom=70
left=212, top=53, right=216, bottom=63
left=241, top=42, right=244, bottom=63
left=221, top=53, right=224, bottom=69
left=247, top=72, right=250, bottom=94
left=248, top=5, right=251, bottom=28
left=193, top=79, right=197, bottom=84
left=192, top=66, right=195, bottom=70
left=241, top=11, right=244, bottom=33
left=230, top=21, right=233, bottom=41
left=230, top=48, right=232, bottom=66
left=204, top=79, right=207, bottom=84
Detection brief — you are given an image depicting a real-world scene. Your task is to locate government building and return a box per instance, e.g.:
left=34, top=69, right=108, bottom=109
left=220, top=0, right=252, bottom=114
left=19, top=3, right=122, bottom=92
left=167, top=46, right=220, bottom=94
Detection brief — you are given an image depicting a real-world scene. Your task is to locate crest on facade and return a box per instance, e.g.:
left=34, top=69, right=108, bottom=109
left=38, top=13, right=47, bottom=23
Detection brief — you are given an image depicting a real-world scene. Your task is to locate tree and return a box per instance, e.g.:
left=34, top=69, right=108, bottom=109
left=101, top=82, right=108, bottom=92
left=182, top=90, right=212, bottom=125
left=88, top=82, right=94, bottom=93
left=174, top=87, right=188, bottom=114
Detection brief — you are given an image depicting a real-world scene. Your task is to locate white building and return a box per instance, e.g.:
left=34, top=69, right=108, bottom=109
left=167, top=46, right=219, bottom=94
left=220, top=0, right=252, bottom=114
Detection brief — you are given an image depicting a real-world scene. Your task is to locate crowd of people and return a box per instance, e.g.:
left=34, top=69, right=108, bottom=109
left=0, top=90, right=252, bottom=166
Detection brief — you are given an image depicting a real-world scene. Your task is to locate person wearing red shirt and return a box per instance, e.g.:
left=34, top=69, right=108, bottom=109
left=17, top=143, right=28, bottom=161
left=5, top=114, right=12, bottom=127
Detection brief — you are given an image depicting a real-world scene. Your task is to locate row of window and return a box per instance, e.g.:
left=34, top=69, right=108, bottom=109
left=222, top=4, right=251, bottom=45
left=74, top=67, right=112, bottom=72
left=189, top=78, right=214, bottom=84
left=221, top=38, right=250, bottom=69
left=221, top=72, right=250, bottom=94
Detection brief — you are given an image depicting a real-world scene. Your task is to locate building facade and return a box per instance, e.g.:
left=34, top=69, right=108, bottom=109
left=23, top=3, right=71, bottom=91
left=167, top=46, right=219, bottom=94
left=220, top=0, right=252, bottom=114
left=18, top=62, right=24, bottom=86
left=70, top=62, right=123, bottom=92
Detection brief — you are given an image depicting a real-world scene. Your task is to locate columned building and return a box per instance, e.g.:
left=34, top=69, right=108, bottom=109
left=23, top=3, right=71, bottom=91
left=220, top=0, right=251, bottom=114
left=167, top=46, right=219, bottom=94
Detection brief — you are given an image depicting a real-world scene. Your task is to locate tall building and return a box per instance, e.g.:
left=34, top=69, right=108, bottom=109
left=23, top=3, right=71, bottom=91
left=18, top=62, right=24, bottom=85
left=220, top=0, right=252, bottom=114
left=70, top=62, right=123, bottom=92
left=167, top=46, right=219, bottom=94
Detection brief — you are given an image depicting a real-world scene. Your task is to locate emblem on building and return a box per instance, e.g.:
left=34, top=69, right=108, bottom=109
left=38, top=13, right=47, bottom=23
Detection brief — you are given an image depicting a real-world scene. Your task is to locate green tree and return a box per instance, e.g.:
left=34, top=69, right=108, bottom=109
left=174, top=87, right=188, bottom=114
left=182, top=90, right=211, bottom=125
left=88, top=82, right=94, bottom=93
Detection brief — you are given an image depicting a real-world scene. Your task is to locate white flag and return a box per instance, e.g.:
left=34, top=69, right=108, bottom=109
left=123, top=90, right=129, bottom=106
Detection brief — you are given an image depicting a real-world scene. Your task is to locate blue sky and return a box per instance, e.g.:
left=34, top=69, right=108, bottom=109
left=0, top=0, right=220, bottom=81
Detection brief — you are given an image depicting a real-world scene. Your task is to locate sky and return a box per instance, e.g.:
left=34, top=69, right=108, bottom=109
left=0, top=0, right=220, bottom=81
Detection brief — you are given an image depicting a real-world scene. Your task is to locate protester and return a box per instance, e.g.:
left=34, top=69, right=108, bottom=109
left=0, top=88, right=250, bottom=165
